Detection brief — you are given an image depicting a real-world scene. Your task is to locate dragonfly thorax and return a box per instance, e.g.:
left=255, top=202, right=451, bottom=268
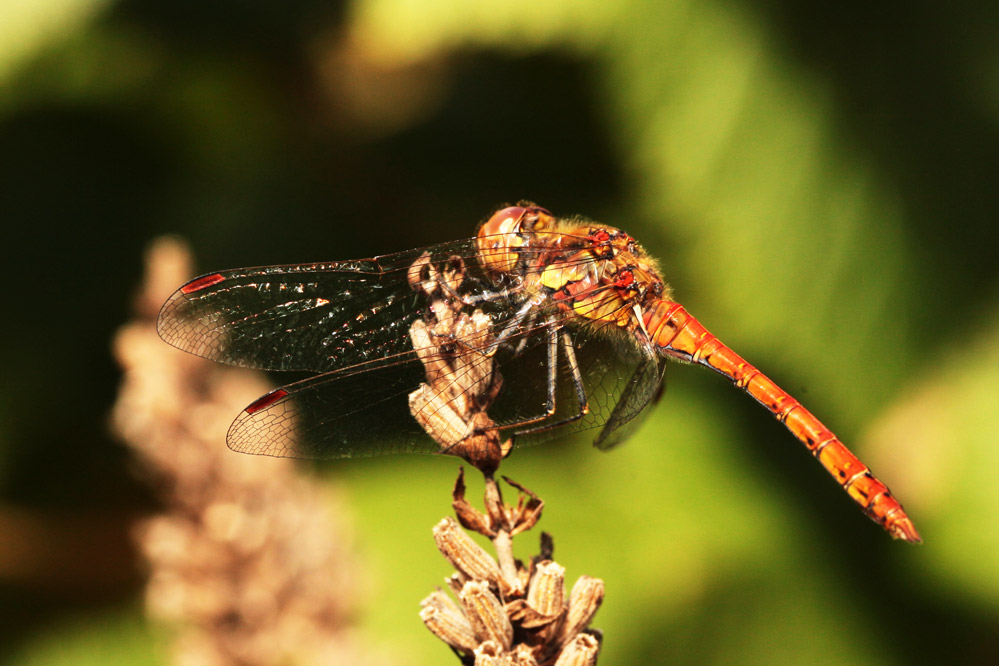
left=476, top=203, right=669, bottom=333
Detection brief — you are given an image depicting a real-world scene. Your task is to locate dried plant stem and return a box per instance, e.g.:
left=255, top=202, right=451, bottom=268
left=485, top=476, right=522, bottom=592
left=492, top=528, right=519, bottom=594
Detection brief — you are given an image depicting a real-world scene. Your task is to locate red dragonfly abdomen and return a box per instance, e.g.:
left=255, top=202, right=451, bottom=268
left=643, top=301, right=921, bottom=543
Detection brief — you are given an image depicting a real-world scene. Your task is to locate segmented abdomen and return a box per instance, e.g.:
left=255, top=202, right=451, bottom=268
left=644, top=301, right=921, bottom=542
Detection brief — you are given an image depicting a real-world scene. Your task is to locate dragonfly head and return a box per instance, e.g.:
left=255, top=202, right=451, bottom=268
left=477, top=204, right=555, bottom=277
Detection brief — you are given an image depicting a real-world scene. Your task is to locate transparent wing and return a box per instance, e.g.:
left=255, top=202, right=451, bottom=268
left=156, top=233, right=607, bottom=373
left=156, top=239, right=479, bottom=373
left=593, top=352, right=667, bottom=450
left=227, top=358, right=446, bottom=459
left=225, top=318, right=666, bottom=460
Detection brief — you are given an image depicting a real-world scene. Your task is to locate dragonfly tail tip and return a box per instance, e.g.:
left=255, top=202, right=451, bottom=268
left=889, top=518, right=922, bottom=544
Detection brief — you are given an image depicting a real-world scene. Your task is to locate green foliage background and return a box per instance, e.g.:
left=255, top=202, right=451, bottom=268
left=1, top=0, right=996, bottom=664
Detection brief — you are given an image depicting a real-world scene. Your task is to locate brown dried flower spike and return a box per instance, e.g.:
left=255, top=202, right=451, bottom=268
left=423, top=492, right=604, bottom=666
left=406, top=252, right=604, bottom=665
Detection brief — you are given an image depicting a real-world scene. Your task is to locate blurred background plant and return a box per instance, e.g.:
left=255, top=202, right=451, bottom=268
left=111, top=237, right=381, bottom=666
left=0, top=0, right=996, bottom=665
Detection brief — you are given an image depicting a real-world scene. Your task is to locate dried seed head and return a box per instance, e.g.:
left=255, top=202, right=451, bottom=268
left=502, top=476, right=545, bottom=536
left=510, top=643, right=542, bottom=666
left=473, top=641, right=504, bottom=665
left=526, top=560, right=566, bottom=619
left=420, top=589, right=478, bottom=653
left=453, top=468, right=499, bottom=538
left=558, top=577, right=605, bottom=647
left=474, top=642, right=542, bottom=666
left=433, top=517, right=502, bottom=583
left=409, top=381, right=478, bottom=447
left=552, top=633, right=600, bottom=666
left=460, top=580, right=514, bottom=650
left=503, top=560, right=567, bottom=652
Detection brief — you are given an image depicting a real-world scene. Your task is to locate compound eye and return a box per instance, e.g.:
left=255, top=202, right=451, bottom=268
left=483, top=206, right=528, bottom=236
left=477, top=206, right=531, bottom=276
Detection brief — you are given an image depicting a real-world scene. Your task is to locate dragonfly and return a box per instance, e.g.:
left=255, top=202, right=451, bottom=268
left=157, top=203, right=920, bottom=542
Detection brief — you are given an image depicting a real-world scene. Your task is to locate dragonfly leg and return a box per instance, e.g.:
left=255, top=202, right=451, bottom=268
left=537, top=322, right=559, bottom=419
left=494, top=299, right=536, bottom=343
left=487, top=324, right=589, bottom=440
left=561, top=330, right=590, bottom=415
left=511, top=330, right=589, bottom=437
left=486, top=323, right=559, bottom=434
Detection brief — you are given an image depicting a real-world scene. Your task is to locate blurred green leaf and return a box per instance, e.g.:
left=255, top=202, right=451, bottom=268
left=864, top=311, right=999, bottom=609
left=0, top=0, right=109, bottom=84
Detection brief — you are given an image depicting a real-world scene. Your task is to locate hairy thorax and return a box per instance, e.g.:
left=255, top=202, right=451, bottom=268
left=476, top=204, right=670, bottom=336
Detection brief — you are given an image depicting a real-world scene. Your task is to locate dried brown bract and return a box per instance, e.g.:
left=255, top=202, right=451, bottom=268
left=452, top=467, right=543, bottom=540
